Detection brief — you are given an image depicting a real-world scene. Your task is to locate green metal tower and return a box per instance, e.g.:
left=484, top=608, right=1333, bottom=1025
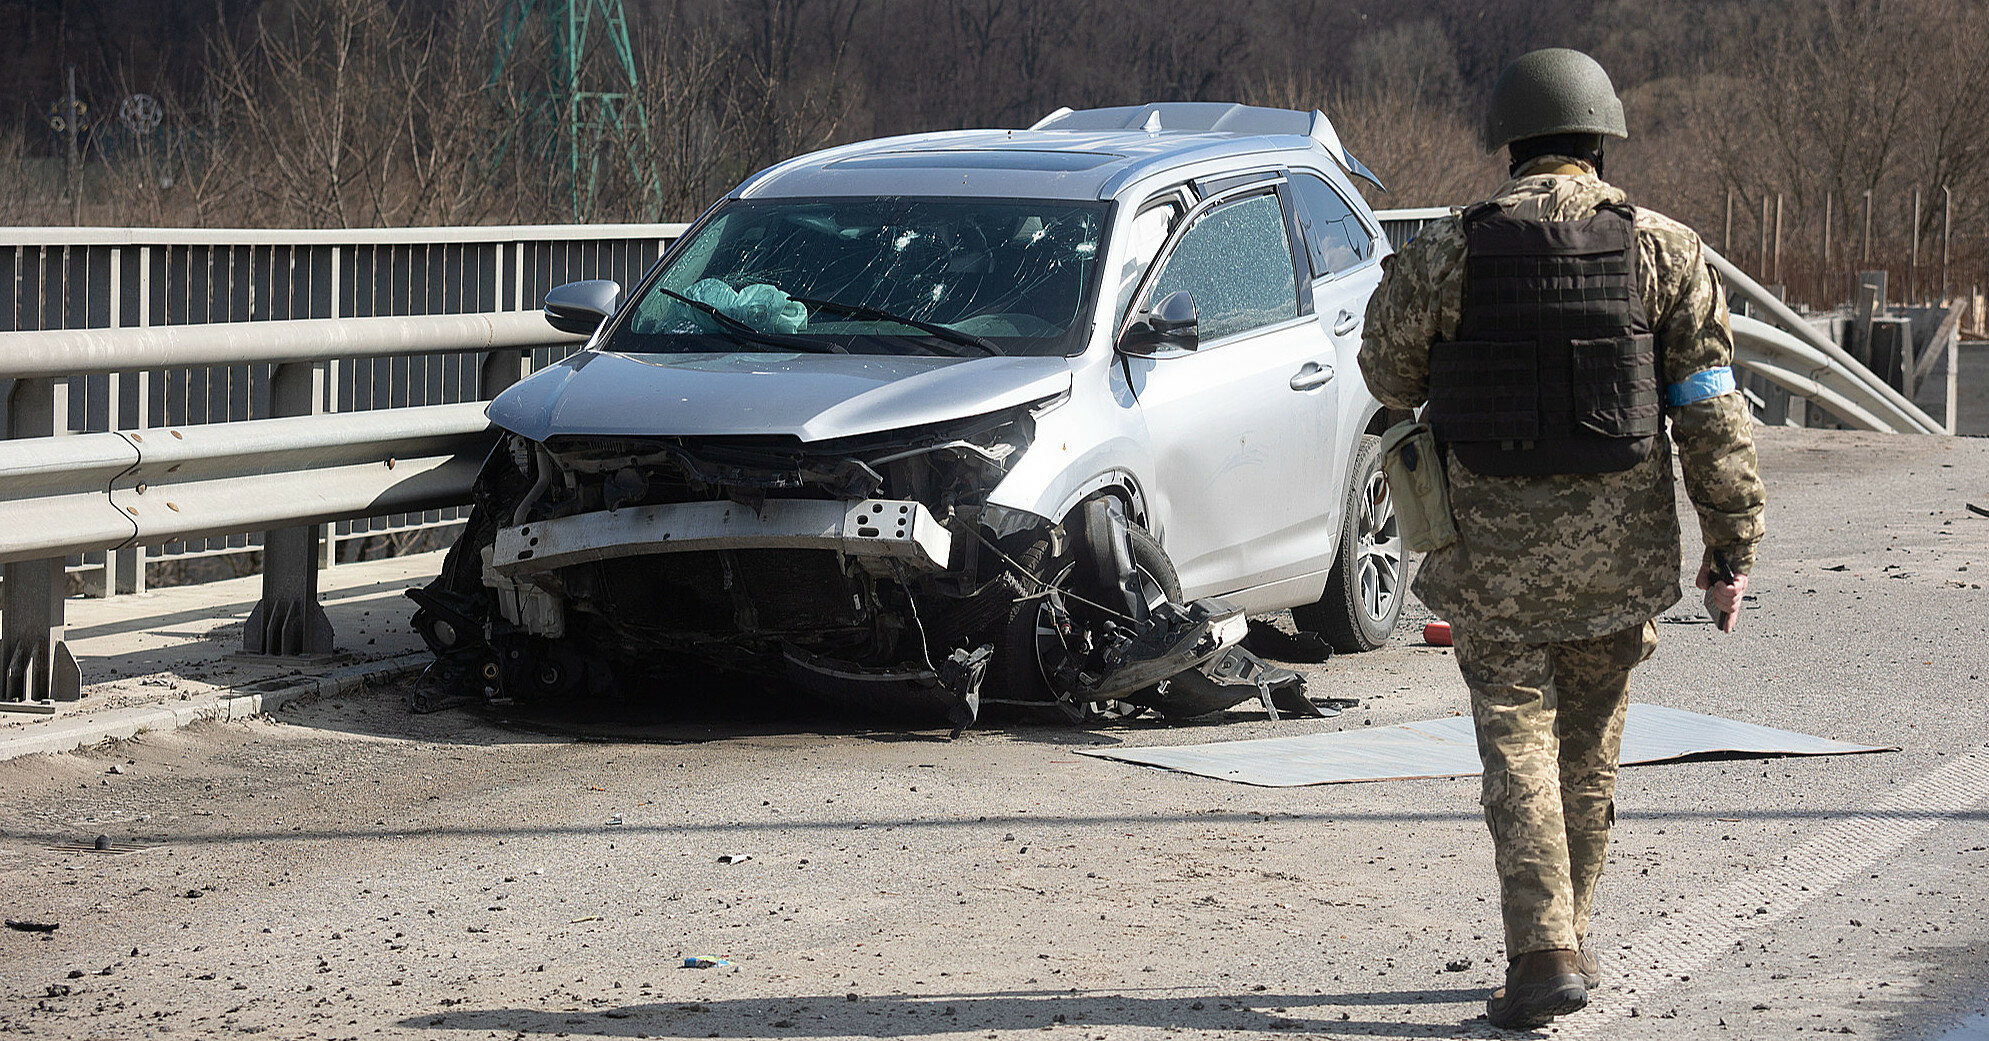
left=491, top=0, right=661, bottom=218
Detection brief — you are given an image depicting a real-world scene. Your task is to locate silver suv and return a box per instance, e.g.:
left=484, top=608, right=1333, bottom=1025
left=410, top=102, right=1406, bottom=727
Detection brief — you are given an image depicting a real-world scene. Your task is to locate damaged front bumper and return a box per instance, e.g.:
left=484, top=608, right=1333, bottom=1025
left=410, top=423, right=1332, bottom=730
left=489, top=498, right=955, bottom=576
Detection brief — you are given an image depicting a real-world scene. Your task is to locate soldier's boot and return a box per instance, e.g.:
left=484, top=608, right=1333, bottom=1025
left=1575, top=945, right=1601, bottom=989
left=1485, top=949, right=1587, bottom=1029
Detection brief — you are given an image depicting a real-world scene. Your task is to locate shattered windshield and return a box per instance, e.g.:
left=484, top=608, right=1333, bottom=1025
left=605, top=197, right=1108, bottom=358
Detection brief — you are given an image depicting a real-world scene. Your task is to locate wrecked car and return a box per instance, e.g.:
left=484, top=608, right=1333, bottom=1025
left=409, top=102, right=1408, bottom=729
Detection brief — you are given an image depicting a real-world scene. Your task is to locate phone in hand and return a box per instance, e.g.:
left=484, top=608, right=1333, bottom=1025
left=1704, top=549, right=1736, bottom=632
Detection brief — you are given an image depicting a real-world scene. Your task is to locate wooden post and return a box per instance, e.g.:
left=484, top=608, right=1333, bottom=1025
left=1862, top=190, right=1874, bottom=266
left=1941, top=186, right=1952, bottom=303
left=1773, top=193, right=1785, bottom=287
left=1911, top=188, right=1922, bottom=304
left=1823, top=193, right=1833, bottom=304
left=1947, top=319, right=1961, bottom=435
left=1759, top=195, right=1770, bottom=276
left=1724, top=190, right=1733, bottom=255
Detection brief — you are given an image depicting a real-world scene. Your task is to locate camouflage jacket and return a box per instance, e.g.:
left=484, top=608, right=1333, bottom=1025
left=1359, top=158, right=1766, bottom=643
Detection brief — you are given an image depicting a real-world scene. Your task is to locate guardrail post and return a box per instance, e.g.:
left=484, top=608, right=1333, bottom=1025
left=2, top=378, right=82, bottom=710
left=480, top=349, right=530, bottom=399
left=242, top=362, right=335, bottom=656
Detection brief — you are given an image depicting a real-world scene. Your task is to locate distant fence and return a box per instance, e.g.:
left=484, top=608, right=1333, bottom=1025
left=0, top=223, right=687, bottom=593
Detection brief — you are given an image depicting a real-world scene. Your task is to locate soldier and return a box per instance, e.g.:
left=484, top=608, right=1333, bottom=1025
left=1358, top=48, right=1766, bottom=1028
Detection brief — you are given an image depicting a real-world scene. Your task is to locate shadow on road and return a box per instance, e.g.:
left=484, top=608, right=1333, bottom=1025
left=280, top=662, right=1313, bottom=751
left=10, top=806, right=1983, bottom=852
left=398, top=986, right=1518, bottom=1039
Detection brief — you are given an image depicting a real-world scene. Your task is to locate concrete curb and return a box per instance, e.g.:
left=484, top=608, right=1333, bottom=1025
left=0, top=653, right=430, bottom=763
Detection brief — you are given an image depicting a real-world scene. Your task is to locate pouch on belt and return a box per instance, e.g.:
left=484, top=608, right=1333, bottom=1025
left=1379, top=420, right=1457, bottom=553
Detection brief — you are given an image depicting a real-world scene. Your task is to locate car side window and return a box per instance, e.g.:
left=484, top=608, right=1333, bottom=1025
left=1144, top=193, right=1298, bottom=344
left=1290, top=172, right=1373, bottom=278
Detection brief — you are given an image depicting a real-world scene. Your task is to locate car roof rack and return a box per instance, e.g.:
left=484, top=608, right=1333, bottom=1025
left=1029, top=103, right=1383, bottom=191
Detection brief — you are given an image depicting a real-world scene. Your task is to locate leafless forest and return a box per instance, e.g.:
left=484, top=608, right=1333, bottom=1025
left=5, top=0, right=1989, bottom=304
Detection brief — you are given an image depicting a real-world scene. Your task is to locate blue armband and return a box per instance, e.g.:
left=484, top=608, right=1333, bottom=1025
left=1665, top=366, right=1736, bottom=406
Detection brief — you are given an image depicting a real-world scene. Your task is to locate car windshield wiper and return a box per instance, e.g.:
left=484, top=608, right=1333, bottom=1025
left=788, top=296, right=1000, bottom=357
left=650, top=286, right=848, bottom=354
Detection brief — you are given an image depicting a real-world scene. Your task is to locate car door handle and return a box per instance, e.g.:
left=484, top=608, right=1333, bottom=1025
left=1290, top=362, right=1335, bottom=391
left=1332, top=310, right=1361, bottom=336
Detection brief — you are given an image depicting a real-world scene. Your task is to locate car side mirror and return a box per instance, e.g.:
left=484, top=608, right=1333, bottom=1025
left=1119, top=289, right=1199, bottom=356
left=543, top=279, right=622, bottom=336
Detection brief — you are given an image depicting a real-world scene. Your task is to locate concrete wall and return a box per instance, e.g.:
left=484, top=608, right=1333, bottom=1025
left=1915, top=342, right=1989, bottom=436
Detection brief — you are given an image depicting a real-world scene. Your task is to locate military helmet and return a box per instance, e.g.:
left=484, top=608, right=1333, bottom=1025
left=1482, top=48, right=1628, bottom=153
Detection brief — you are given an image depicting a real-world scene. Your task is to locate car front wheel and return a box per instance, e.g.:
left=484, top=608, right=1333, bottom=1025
left=1294, top=433, right=1405, bottom=652
left=984, top=500, right=1181, bottom=721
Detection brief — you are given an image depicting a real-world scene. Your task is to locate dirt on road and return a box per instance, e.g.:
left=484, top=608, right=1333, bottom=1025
left=1, top=426, right=1986, bottom=1041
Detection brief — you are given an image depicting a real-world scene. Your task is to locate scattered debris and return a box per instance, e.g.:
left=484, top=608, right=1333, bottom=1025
left=1423, top=621, right=1453, bottom=647
left=1241, top=620, right=1333, bottom=663
left=1823, top=564, right=1851, bottom=571
left=1445, top=958, right=1473, bottom=972
left=717, top=854, right=753, bottom=865
left=1968, top=503, right=1988, bottom=518
left=6, top=920, right=59, bottom=933
left=682, top=955, right=731, bottom=969
left=47, top=837, right=145, bottom=856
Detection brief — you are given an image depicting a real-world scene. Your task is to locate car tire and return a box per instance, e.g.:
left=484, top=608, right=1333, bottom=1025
left=985, top=504, right=1182, bottom=719
left=1293, top=433, right=1404, bottom=652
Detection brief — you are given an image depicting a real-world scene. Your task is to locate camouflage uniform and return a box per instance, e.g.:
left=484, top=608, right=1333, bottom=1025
left=1358, top=157, right=1766, bottom=957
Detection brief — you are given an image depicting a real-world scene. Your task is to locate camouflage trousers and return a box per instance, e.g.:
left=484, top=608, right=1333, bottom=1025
left=1452, top=620, right=1659, bottom=957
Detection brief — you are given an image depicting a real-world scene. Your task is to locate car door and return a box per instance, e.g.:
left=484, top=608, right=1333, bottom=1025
left=1119, top=182, right=1344, bottom=601
left=1288, top=166, right=1388, bottom=550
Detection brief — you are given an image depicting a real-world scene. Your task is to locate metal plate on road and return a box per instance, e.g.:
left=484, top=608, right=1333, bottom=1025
left=1079, top=703, right=1895, bottom=786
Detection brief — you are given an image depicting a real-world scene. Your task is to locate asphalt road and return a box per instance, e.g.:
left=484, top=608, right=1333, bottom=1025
left=1, top=425, right=1985, bottom=1041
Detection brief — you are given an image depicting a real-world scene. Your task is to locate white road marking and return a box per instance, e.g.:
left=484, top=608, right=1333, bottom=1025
left=1561, top=747, right=1989, bottom=1036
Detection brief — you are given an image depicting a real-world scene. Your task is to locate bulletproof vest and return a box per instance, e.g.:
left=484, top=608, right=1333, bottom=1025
left=1425, top=202, right=1660, bottom=477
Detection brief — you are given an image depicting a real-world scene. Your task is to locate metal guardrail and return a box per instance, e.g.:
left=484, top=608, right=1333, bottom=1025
left=0, top=404, right=493, bottom=701
left=0, top=222, right=688, bottom=598
left=0, top=211, right=1948, bottom=710
left=1371, top=207, right=1946, bottom=435
left=0, top=224, right=665, bottom=708
left=0, top=303, right=580, bottom=704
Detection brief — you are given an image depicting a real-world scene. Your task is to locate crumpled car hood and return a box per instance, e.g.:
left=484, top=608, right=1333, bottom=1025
left=489, top=350, right=1073, bottom=443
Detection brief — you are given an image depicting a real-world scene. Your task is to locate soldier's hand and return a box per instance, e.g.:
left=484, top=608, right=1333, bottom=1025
left=1695, top=563, right=1748, bottom=634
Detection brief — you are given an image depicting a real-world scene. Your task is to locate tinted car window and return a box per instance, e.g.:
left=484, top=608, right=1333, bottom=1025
left=1291, top=172, right=1373, bottom=277
left=1144, top=193, right=1298, bottom=343
left=607, top=197, right=1106, bottom=358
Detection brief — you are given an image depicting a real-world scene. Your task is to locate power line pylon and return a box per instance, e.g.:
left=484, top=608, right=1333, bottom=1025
left=492, top=0, right=661, bottom=219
